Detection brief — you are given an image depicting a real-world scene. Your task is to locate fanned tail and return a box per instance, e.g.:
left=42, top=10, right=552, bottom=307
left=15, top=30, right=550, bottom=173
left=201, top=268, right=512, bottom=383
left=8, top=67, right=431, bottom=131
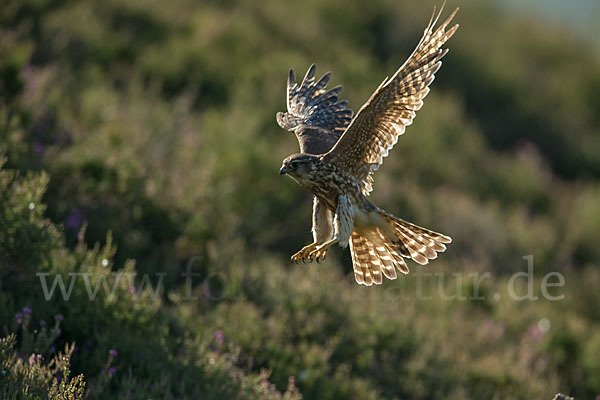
left=349, top=210, right=451, bottom=286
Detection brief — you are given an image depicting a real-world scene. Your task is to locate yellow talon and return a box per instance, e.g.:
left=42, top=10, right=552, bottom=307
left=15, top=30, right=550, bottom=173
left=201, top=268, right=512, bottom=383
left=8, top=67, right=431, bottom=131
left=292, top=239, right=337, bottom=264
left=307, top=239, right=337, bottom=262
left=319, top=249, right=328, bottom=261
left=290, top=252, right=303, bottom=263
left=290, top=243, right=318, bottom=264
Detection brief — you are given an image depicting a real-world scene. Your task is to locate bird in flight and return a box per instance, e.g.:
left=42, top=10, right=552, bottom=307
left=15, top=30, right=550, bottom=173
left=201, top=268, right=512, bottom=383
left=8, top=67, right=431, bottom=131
left=277, top=5, right=458, bottom=286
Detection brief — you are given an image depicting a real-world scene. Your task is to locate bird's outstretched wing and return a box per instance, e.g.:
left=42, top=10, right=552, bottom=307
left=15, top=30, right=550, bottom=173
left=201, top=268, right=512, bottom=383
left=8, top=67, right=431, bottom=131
left=323, top=6, right=459, bottom=194
left=277, top=64, right=353, bottom=155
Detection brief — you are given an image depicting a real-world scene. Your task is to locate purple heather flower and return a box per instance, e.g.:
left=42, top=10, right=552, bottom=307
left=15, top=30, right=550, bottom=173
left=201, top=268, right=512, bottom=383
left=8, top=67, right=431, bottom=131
left=108, top=367, right=116, bottom=376
left=33, top=142, right=46, bottom=156
left=526, top=325, right=543, bottom=341
left=66, top=209, right=85, bottom=232
left=40, top=320, right=46, bottom=327
left=109, top=349, right=118, bottom=357
left=214, top=330, right=225, bottom=345
left=15, top=312, right=23, bottom=325
left=31, top=354, right=44, bottom=364
left=54, top=314, right=64, bottom=321
left=22, top=307, right=32, bottom=314
left=51, top=346, right=56, bottom=354
left=127, top=389, right=133, bottom=396
left=55, top=372, right=63, bottom=385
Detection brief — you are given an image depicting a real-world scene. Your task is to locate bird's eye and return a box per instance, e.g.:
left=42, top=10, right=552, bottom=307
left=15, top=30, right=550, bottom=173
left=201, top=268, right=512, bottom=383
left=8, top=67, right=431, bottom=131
left=290, top=160, right=300, bottom=168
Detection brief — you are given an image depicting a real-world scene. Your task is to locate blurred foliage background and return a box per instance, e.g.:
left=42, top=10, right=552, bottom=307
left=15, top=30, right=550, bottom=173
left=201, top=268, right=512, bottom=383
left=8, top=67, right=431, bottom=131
left=1, top=0, right=599, bottom=398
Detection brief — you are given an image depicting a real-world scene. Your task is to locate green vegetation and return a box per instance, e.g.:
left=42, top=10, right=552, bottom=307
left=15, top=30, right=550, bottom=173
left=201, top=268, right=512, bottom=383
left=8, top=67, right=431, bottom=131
left=1, top=0, right=599, bottom=398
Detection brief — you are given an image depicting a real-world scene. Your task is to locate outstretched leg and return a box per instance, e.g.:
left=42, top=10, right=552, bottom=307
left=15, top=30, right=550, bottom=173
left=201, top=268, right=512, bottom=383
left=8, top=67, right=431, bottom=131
left=307, top=194, right=354, bottom=260
left=291, top=197, right=333, bottom=263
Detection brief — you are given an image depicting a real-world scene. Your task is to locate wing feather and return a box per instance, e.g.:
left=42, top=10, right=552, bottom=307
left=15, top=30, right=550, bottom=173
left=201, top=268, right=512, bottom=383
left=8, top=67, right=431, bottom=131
left=276, top=64, right=354, bottom=155
left=323, top=6, right=459, bottom=194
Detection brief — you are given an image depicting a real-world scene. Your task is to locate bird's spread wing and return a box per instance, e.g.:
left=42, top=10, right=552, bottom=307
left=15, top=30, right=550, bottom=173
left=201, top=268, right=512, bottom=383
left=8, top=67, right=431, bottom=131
left=277, top=64, right=353, bottom=155
left=323, top=6, right=459, bottom=195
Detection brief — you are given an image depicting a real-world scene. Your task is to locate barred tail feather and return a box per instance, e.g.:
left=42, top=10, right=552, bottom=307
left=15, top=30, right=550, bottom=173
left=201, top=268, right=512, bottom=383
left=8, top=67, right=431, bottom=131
left=350, top=233, right=375, bottom=285
left=349, top=210, right=451, bottom=286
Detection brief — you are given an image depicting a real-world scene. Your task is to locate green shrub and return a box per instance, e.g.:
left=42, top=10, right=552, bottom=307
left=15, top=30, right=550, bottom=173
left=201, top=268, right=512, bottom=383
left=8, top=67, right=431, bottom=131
left=1, top=0, right=598, bottom=398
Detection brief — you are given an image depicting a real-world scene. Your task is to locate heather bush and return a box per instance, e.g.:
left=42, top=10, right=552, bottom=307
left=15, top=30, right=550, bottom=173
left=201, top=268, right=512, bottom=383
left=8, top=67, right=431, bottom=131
left=1, top=0, right=598, bottom=398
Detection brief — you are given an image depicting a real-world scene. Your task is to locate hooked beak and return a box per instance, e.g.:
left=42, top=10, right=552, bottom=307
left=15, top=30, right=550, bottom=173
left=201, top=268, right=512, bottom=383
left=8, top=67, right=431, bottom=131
left=279, top=166, right=288, bottom=175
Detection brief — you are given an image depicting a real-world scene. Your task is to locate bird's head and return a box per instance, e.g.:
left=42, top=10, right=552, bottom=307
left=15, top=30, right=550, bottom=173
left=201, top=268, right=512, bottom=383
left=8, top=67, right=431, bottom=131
left=280, top=153, right=319, bottom=183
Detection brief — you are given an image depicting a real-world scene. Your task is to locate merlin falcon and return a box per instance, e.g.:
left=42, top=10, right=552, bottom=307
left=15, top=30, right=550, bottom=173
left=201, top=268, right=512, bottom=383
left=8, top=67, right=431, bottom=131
left=277, top=6, right=458, bottom=286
